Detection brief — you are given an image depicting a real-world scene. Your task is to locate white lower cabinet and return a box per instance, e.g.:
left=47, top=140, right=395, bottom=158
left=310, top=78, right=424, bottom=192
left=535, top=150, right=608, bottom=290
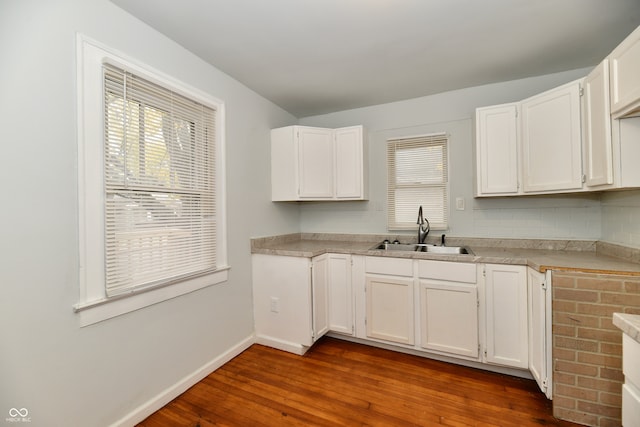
left=252, top=254, right=318, bottom=354
left=484, top=264, right=528, bottom=369
left=311, top=254, right=330, bottom=340
left=418, top=260, right=479, bottom=358
left=364, top=256, right=414, bottom=345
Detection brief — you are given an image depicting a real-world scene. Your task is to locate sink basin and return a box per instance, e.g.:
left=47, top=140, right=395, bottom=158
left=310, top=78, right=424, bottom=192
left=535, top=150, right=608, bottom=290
left=372, top=242, right=473, bottom=255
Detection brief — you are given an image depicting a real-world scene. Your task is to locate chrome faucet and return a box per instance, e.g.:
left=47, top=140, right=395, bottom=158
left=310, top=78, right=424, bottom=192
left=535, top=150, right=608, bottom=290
left=417, top=206, right=430, bottom=244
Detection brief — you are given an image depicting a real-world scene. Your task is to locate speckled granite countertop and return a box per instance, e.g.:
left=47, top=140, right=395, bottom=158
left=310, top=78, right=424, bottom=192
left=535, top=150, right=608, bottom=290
left=613, top=313, right=640, bottom=343
left=251, top=233, right=640, bottom=276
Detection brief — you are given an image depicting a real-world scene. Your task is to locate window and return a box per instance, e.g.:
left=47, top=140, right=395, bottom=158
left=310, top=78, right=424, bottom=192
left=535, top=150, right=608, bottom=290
left=76, top=36, right=228, bottom=325
left=387, top=133, right=448, bottom=230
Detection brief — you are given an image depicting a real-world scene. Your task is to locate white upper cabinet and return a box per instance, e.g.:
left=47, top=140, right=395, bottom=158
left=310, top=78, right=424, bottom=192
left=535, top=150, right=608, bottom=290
left=335, top=126, right=365, bottom=199
left=475, top=104, right=519, bottom=196
left=610, top=25, right=640, bottom=118
left=298, top=127, right=334, bottom=199
left=582, top=59, right=614, bottom=188
left=271, top=125, right=367, bottom=201
left=521, top=79, right=583, bottom=193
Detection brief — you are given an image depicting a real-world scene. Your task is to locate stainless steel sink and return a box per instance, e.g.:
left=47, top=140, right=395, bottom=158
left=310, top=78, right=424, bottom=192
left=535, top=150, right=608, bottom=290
left=372, top=242, right=474, bottom=255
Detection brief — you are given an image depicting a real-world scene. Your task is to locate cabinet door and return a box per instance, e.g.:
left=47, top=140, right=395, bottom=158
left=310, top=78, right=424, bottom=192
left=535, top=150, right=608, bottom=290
left=528, top=268, right=548, bottom=397
left=419, top=280, right=478, bottom=358
left=475, top=104, right=519, bottom=195
left=583, top=59, right=614, bottom=187
left=521, top=80, right=583, bottom=193
left=327, top=254, right=353, bottom=335
left=312, top=255, right=330, bottom=341
left=484, top=264, right=528, bottom=369
left=365, top=275, right=414, bottom=345
left=298, top=127, right=334, bottom=198
left=335, top=126, right=364, bottom=199
left=610, top=25, right=640, bottom=117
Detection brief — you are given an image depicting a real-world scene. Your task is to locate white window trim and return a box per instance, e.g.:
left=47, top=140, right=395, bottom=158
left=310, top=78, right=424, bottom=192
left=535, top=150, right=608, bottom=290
left=75, top=35, right=229, bottom=326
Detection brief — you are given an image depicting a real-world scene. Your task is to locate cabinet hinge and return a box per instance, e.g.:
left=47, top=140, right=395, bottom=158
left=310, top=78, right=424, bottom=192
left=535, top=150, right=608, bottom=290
left=542, top=378, right=548, bottom=389
left=582, top=174, right=586, bottom=183
left=579, top=87, right=584, bottom=97
left=482, top=267, right=486, bottom=278
left=541, top=280, right=547, bottom=291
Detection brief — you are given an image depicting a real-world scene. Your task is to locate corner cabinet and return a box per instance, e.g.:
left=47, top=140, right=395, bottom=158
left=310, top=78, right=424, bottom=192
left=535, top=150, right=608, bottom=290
left=475, top=80, right=584, bottom=197
left=252, top=254, right=330, bottom=355
left=271, top=125, right=367, bottom=201
left=528, top=267, right=552, bottom=399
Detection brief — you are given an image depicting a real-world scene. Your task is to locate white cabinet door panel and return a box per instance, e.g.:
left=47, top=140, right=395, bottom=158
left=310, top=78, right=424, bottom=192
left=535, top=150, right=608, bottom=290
left=610, top=25, right=640, bottom=117
left=419, top=280, right=478, bottom=358
left=312, top=254, right=330, bottom=341
left=335, top=126, right=363, bottom=199
left=485, top=264, right=528, bottom=369
left=365, top=275, right=414, bottom=345
left=476, top=104, right=519, bottom=195
left=298, top=128, right=334, bottom=198
left=521, top=80, right=583, bottom=193
left=583, top=59, right=613, bottom=187
left=327, top=254, right=353, bottom=335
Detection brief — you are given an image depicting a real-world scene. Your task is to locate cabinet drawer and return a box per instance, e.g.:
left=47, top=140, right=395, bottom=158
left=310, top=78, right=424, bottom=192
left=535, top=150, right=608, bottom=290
left=418, top=260, right=476, bottom=283
left=365, top=256, right=413, bottom=277
left=623, top=334, right=640, bottom=387
left=622, top=383, right=640, bottom=427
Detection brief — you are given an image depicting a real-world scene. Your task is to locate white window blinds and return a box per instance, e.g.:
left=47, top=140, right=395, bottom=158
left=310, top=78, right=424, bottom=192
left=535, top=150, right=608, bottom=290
left=103, top=63, right=217, bottom=297
left=387, top=133, right=449, bottom=230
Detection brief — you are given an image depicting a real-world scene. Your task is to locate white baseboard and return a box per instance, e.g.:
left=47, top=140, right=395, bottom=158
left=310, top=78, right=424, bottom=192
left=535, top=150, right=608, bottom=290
left=110, top=333, right=255, bottom=427
left=255, top=334, right=309, bottom=355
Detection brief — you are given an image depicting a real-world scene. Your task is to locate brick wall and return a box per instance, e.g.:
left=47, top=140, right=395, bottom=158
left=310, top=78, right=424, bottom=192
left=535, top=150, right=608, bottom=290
left=552, top=271, right=640, bottom=426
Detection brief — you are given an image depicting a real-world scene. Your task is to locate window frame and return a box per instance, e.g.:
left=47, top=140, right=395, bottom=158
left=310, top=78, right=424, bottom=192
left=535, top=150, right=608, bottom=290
left=75, top=35, right=228, bottom=326
left=387, top=132, right=449, bottom=231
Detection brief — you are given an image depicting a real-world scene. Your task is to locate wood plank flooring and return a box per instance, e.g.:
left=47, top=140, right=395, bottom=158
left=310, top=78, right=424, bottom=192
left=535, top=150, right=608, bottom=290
left=137, top=337, right=581, bottom=427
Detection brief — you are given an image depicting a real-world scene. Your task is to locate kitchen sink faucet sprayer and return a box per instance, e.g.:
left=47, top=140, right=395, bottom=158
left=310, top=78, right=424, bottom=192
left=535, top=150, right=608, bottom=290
left=417, top=206, right=430, bottom=244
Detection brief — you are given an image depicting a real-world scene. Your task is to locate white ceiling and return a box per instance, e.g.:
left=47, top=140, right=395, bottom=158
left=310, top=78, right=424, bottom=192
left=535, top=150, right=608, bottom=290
left=111, top=0, right=640, bottom=118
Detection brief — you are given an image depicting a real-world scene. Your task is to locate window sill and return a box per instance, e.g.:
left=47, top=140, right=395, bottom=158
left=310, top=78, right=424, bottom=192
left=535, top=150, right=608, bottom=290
left=74, top=267, right=229, bottom=327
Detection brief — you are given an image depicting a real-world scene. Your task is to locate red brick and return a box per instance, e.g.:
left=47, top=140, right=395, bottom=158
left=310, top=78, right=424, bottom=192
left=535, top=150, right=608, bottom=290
left=577, top=400, right=621, bottom=418
left=576, top=278, right=624, bottom=291
left=576, top=352, right=621, bottom=368
left=577, top=327, right=621, bottom=343
left=553, top=275, right=577, bottom=288
left=600, top=317, right=621, bottom=331
left=555, top=312, right=600, bottom=328
left=555, top=384, right=598, bottom=401
left=600, top=342, right=623, bottom=356
left=599, top=417, right=623, bottom=427
left=554, top=348, right=576, bottom=361
left=601, top=292, right=640, bottom=306
left=555, top=336, right=599, bottom=352
left=553, top=407, right=597, bottom=426
left=555, top=288, right=600, bottom=302
left=555, top=360, right=598, bottom=376
left=624, top=306, right=640, bottom=315
left=599, top=392, right=622, bottom=406
left=576, top=303, right=620, bottom=317
left=554, top=300, right=577, bottom=313
left=552, top=395, right=576, bottom=410
left=554, top=372, right=576, bottom=385
left=599, top=367, right=624, bottom=382
left=624, top=280, right=640, bottom=293
left=577, top=377, right=621, bottom=393
left=553, top=324, right=576, bottom=337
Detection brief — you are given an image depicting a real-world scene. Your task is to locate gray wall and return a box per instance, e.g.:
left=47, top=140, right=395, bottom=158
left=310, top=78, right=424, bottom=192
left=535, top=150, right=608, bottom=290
left=299, top=69, right=609, bottom=242
left=0, top=1, right=298, bottom=426
left=601, top=190, right=640, bottom=247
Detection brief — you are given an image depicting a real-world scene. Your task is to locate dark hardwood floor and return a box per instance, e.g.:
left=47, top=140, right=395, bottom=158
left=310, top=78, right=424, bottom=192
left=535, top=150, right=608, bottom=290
left=137, top=337, right=581, bottom=426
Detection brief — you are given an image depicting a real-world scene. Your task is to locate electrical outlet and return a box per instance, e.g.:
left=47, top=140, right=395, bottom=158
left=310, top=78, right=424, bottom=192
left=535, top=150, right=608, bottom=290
left=270, top=297, right=279, bottom=313
left=456, top=197, right=465, bottom=211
